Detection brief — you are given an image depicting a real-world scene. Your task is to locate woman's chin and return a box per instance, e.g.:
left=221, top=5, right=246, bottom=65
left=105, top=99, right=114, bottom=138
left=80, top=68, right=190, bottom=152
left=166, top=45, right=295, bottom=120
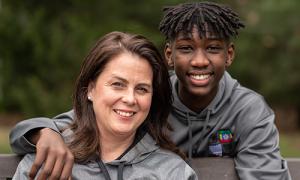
left=112, top=127, right=136, bottom=137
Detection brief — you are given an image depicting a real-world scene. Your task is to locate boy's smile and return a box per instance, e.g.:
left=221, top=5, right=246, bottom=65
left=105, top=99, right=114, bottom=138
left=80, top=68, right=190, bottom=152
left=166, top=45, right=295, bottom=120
left=165, top=26, right=234, bottom=111
left=188, top=69, right=213, bottom=87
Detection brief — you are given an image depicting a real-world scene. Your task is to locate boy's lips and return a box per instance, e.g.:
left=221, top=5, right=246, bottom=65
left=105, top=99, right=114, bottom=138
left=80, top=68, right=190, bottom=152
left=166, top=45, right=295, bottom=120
left=187, top=71, right=213, bottom=86
left=190, top=74, right=210, bottom=80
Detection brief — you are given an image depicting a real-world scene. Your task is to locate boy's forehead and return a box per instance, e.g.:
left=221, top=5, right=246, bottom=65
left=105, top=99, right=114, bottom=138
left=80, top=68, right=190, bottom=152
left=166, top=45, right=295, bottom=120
left=175, top=25, right=222, bottom=40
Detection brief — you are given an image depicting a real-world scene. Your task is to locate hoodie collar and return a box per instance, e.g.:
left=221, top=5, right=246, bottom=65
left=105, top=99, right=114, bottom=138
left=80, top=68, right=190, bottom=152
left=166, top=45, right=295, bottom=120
left=107, top=133, right=159, bottom=165
left=62, top=129, right=158, bottom=166
left=170, top=71, right=237, bottom=162
left=93, top=133, right=159, bottom=180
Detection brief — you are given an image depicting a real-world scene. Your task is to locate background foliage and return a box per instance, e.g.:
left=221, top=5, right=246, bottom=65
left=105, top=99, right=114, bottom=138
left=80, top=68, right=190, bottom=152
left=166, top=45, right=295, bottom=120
left=0, top=0, right=299, bottom=126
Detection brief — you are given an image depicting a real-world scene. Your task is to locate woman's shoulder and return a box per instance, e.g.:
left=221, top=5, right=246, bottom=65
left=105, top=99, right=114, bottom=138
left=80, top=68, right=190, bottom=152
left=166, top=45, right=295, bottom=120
left=146, top=148, right=197, bottom=179
left=146, top=147, right=189, bottom=170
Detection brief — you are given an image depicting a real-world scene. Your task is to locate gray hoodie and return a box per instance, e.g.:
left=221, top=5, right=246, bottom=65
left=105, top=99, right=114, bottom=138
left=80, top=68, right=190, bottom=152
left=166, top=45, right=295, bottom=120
left=10, top=71, right=291, bottom=180
left=168, top=71, right=291, bottom=180
left=13, top=132, right=197, bottom=180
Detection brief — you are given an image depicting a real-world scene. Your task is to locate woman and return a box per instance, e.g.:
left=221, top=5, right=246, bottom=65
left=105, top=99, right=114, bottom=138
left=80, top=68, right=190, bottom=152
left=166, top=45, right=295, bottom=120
left=13, top=31, right=197, bottom=180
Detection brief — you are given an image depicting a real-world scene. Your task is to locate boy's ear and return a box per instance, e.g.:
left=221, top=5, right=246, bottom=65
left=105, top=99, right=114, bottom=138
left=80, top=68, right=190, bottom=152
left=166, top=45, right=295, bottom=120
left=225, top=43, right=235, bottom=68
left=164, top=43, right=174, bottom=68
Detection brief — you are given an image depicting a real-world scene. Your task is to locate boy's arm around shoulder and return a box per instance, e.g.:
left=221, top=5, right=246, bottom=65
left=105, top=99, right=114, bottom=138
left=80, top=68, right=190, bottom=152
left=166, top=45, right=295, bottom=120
left=9, top=110, right=75, bottom=154
left=234, top=95, right=291, bottom=180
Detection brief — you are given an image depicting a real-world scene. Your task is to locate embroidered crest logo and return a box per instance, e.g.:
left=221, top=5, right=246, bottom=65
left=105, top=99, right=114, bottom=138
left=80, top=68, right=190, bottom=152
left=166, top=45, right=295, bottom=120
left=218, top=129, right=233, bottom=143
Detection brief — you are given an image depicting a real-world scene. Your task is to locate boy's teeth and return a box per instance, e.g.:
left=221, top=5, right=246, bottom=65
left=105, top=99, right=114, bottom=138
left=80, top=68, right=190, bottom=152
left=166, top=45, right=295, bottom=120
left=191, top=74, right=210, bottom=80
left=116, top=110, right=134, bottom=117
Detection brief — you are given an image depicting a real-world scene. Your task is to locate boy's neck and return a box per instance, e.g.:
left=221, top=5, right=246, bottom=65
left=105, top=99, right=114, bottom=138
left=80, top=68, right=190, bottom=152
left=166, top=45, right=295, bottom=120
left=177, top=84, right=218, bottom=113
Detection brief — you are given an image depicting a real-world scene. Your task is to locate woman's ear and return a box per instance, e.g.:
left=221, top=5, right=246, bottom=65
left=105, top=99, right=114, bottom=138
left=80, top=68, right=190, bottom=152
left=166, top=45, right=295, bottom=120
left=164, top=43, right=174, bottom=68
left=225, top=43, right=235, bottom=68
left=87, top=82, right=95, bottom=101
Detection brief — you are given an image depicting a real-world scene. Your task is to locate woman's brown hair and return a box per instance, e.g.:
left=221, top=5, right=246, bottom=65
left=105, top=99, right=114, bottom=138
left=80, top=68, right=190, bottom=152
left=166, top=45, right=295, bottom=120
left=68, top=31, right=184, bottom=162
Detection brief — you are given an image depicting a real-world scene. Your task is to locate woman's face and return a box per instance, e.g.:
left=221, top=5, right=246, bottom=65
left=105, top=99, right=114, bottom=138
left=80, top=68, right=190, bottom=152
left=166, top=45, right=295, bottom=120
left=88, top=52, right=153, bottom=139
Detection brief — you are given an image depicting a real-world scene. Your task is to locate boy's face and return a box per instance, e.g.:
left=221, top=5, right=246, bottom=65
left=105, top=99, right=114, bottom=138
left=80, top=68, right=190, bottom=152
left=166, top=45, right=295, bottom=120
left=165, top=26, right=234, bottom=108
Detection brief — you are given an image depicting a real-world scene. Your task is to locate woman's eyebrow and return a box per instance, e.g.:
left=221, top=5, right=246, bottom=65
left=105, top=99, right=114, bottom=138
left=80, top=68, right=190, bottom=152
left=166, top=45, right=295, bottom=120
left=111, top=74, right=152, bottom=87
left=111, top=75, right=128, bottom=83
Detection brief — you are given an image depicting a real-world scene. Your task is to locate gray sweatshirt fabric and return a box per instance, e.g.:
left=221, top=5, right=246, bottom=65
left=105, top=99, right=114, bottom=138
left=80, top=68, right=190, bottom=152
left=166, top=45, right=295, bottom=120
left=10, top=71, right=291, bottom=180
left=167, top=71, right=291, bottom=180
left=13, top=132, right=197, bottom=180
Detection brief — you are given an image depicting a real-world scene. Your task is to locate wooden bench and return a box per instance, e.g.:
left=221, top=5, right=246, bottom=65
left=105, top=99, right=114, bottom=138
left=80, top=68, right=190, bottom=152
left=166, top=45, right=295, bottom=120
left=1, top=154, right=299, bottom=179
left=0, top=154, right=22, bottom=180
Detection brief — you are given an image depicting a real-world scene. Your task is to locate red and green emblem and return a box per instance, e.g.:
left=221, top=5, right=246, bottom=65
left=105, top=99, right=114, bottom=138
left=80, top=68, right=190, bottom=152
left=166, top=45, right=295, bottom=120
left=217, top=129, right=233, bottom=143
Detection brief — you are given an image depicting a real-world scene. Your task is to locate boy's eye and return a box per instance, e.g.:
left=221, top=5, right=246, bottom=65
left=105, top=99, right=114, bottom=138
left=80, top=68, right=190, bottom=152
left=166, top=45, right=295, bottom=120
left=207, top=46, right=222, bottom=53
left=177, top=46, right=193, bottom=52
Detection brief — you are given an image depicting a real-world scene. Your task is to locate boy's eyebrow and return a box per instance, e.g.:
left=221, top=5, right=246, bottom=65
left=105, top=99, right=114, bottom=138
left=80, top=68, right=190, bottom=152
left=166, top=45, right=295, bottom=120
left=206, top=36, right=223, bottom=41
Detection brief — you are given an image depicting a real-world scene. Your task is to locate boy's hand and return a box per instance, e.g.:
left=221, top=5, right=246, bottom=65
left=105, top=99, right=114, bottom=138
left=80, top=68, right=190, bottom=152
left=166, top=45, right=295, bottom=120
left=28, top=128, right=74, bottom=180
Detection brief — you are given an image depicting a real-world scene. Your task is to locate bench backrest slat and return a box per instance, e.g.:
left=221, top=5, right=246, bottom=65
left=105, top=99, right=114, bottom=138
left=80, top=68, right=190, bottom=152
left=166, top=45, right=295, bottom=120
left=191, top=157, right=238, bottom=180
left=0, top=154, right=22, bottom=179
left=1, top=154, right=299, bottom=179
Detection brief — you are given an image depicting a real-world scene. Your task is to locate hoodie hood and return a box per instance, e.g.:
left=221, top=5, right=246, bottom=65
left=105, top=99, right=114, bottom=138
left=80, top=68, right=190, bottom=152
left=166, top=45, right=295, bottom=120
left=108, top=133, right=159, bottom=165
left=100, top=133, right=159, bottom=180
left=63, top=129, right=159, bottom=180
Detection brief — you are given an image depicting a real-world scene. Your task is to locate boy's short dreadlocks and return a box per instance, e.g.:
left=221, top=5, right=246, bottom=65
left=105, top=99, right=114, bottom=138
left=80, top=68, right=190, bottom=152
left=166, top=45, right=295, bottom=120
left=159, top=1, right=245, bottom=40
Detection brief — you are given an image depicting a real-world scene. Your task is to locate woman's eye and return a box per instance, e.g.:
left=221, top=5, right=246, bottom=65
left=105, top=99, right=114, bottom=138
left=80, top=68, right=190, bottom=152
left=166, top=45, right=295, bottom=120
left=111, top=82, right=125, bottom=88
left=136, top=87, right=149, bottom=94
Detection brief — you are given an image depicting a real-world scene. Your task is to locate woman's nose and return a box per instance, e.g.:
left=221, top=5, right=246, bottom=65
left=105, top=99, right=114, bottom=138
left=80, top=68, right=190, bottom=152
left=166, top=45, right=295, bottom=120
left=121, top=89, right=137, bottom=105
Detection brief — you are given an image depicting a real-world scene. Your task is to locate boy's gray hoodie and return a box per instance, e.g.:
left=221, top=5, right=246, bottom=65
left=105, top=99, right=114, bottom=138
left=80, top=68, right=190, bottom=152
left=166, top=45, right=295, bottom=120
left=10, top=71, right=291, bottom=180
left=13, top=132, right=197, bottom=180
left=168, top=71, right=291, bottom=180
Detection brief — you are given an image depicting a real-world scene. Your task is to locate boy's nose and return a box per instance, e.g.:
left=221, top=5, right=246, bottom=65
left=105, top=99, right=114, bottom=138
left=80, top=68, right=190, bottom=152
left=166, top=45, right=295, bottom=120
left=190, top=50, right=210, bottom=67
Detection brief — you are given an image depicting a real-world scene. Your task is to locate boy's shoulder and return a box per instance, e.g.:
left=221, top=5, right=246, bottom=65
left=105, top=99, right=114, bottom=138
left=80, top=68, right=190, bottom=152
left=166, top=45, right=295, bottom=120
left=232, top=82, right=270, bottom=110
left=223, top=72, right=270, bottom=111
left=229, top=80, right=274, bottom=128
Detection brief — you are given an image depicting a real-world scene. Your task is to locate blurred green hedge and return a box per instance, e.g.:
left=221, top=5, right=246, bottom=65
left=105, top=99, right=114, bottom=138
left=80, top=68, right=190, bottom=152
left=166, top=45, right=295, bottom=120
left=0, top=0, right=300, bottom=119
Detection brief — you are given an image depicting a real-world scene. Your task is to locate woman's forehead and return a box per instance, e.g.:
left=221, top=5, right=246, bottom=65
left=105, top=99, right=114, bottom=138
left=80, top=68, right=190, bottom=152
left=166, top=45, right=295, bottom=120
left=100, top=52, right=153, bottom=79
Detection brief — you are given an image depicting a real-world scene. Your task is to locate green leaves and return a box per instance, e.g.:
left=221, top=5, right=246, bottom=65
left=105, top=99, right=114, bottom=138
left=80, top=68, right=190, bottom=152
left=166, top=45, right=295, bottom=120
left=0, top=0, right=300, bottom=116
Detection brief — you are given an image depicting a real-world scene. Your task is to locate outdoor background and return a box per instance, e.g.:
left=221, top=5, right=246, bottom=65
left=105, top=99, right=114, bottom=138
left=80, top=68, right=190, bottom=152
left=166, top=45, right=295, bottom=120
left=0, top=0, right=299, bottom=156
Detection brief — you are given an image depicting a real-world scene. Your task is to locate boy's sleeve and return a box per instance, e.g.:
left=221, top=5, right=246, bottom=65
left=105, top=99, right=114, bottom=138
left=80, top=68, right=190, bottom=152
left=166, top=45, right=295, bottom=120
left=234, top=103, right=291, bottom=180
left=9, top=110, right=75, bottom=154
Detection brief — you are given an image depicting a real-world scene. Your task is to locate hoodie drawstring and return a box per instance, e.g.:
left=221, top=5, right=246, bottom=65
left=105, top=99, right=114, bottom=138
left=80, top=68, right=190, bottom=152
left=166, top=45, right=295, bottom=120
left=187, top=112, right=193, bottom=163
left=96, top=156, right=126, bottom=180
left=117, top=162, right=125, bottom=180
left=202, top=110, right=211, bottom=138
left=96, top=157, right=111, bottom=180
left=187, top=109, right=212, bottom=162
left=196, top=110, right=212, bottom=149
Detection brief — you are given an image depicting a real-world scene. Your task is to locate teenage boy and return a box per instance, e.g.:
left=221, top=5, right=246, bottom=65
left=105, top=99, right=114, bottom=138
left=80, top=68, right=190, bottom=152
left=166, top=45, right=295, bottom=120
left=10, top=2, right=291, bottom=180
